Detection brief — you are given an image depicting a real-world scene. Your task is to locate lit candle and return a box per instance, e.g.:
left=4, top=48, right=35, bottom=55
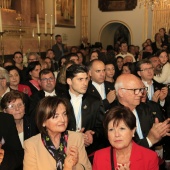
left=32, top=29, right=34, bottom=37
left=0, top=8, right=2, bottom=32
left=50, top=15, right=53, bottom=34
left=45, top=14, right=47, bottom=34
left=37, top=14, right=40, bottom=34
left=166, top=26, right=168, bottom=33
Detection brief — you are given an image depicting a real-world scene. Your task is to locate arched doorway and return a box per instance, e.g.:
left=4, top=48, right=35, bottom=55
left=100, top=22, right=131, bottom=49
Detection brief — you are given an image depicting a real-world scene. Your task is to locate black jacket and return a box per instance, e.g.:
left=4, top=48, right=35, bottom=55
left=0, top=113, right=24, bottom=170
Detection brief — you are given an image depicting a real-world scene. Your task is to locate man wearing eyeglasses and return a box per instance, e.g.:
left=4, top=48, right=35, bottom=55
left=115, top=73, right=170, bottom=169
left=136, top=59, right=168, bottom=106
left=29, top=69, right=61, bottom=133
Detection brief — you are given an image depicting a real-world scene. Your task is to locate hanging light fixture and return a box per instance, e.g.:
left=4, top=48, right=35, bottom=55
left=139, top=0, right=170, bottom=10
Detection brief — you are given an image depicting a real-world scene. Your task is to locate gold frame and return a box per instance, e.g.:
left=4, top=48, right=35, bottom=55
left=54, top=0, right=76, bottom=28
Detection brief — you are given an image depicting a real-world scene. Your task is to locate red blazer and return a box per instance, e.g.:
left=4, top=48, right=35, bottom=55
left=93, top=141, right=158, bottom=170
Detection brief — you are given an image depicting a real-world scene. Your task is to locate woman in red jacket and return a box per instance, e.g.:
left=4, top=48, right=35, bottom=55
left=93, top=106, right=159, bottom=170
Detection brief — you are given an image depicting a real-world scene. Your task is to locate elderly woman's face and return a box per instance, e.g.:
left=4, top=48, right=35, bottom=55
left=107, top=120, right=135, bottom=150
left=4, top=98, right=25, bottom=120
left=43, top=103, right=68, bottom=135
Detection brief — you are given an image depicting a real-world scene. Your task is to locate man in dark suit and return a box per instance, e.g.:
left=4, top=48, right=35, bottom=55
left=115, top=74, right=170, bottom=169
left=29, top=69, right=60, bottom=133
left=64, top=64, right=106, bottom=157
left=0, top=112, right=23, bottom=170
left=87, top=59, right=116, bottom=111
left=136, top=59, right=168, bottom=116
left=52, top=34, right=68, bottom=62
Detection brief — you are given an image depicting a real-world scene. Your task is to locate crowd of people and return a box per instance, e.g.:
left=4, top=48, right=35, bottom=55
left=0, top=28, right=170, bottom=170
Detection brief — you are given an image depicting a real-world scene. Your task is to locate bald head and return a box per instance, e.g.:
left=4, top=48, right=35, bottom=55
left=115, top=74, right=142, bottom=91
left=88, top=59, right=105, bottom=84
left=115, top=74, right=144, bottom=110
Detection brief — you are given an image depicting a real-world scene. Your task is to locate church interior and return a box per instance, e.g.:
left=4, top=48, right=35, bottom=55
left=0, top=0, right=170, bottom=61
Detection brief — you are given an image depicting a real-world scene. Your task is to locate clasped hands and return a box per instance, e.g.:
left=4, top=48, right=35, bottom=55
left=79, top=128, right=95, bottom=147
left=152, top=87, right=168, bottom=103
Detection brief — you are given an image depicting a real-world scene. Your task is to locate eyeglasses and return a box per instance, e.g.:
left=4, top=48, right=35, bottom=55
left=140, top=67, right=154, bottom=72
left=40, top=77, right=55, bottom=82
left=121, top=87, right=148, bottom=95
left=6, top=103, right=24, bottom=110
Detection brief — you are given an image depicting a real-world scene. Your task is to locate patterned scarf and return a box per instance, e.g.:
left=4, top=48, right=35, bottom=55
left=41, top=131, right=68, bottom=170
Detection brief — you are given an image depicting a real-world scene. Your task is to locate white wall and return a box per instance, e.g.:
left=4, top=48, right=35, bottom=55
left=44, top=0, right=153, bottom=48
left=45, top=0, right=81, bottom=46
left=89, top=0, right=152, bottom=48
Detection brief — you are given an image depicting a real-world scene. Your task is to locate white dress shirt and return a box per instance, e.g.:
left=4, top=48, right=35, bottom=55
left=69, top=90, right=83, bottom=131
left=92, top=81, right=106, bottom=100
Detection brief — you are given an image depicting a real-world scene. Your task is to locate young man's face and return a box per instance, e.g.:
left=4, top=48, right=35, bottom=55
left=67, top=73, right=89, bottom=96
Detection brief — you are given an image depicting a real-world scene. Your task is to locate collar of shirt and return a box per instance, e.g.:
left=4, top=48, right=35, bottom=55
left=44, top=90, right=56, bottom=97
left=92, top=81, right=104, bottom=90
left=142, top=80, right=154, bottom=100
left=92, top=81, right=105, bottom=99
left=69, top=90, right=83, bottom=100
left=69, top=90, right=83, bottom=130
left=1, top=87, right=10, bottom=98
left=142, top=80, right=153, bottom=87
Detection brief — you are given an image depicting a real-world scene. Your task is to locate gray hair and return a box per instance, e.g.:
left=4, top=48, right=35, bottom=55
left=26, top=52, right=40, bottom=60
left=0, top=67, right=10, bottom=84
left=114, top=81, right=123, bottom=95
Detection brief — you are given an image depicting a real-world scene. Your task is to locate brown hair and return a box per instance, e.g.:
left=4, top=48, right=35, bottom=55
left=35, top=96, right=70, bottom=134
left=1, top=90, right=25, bottom=109
left=103, top=106, right=136, bottom=136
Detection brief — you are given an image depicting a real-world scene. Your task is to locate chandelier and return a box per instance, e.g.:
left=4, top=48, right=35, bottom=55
left=139, top=0, right=170, bottom=10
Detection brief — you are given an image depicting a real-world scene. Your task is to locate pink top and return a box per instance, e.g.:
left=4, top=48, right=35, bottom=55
left=18, top=84, right=32, bottom=96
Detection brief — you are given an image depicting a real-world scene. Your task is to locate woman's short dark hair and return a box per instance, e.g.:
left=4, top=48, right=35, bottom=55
left=36, top=96, right=70, bottom=134
left=122, top=62, right=136, bottom=75
left=5, top=65, right=20, bottom=75
left=103, top=106, right=136, bottom=136
left=1, top=90, right=25, bottom=110
left=27, top=61, right=41, bottom=73
left=26, top=61, right=41, bottom=79
left=116, top=56, right=124, bottom=61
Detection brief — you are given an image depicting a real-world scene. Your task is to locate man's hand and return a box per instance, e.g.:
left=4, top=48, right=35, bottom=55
left=0, top=147, right=4, bottom=164
left=147, top=118, right=170, bottom=145
left=106, top=90, right=116, bottom=103
left=152, top=90, right=160, bottom=103
left=80, top=128, right=95, bottom=147
left=159, top=87, right=168, bottom=101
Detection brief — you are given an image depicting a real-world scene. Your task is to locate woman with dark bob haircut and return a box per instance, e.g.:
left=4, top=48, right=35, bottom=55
left=23, top=96, right=91, bottom=170
left=93, top=106, right=159, bottom=170
left=25, top=61, right=41, bottom=94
